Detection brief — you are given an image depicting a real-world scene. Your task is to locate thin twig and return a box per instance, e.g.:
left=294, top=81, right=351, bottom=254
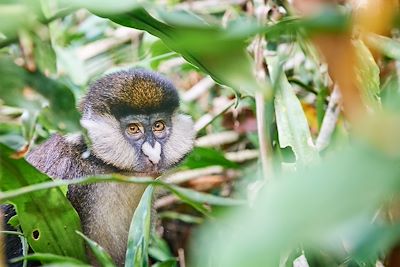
left=225, top=149, right=259, bottom=162
left=287, top=77, right=319, bottom=95
left=255, top=92, right=272, bottom=179
left=195, top=131, right=240, bottom=147
left=178, top=248, right=186, bottom=267
left=77, top=29, right=141, bottom=61
left=316, top=86, right=342, bottom=151
left=154, top=195, right=178, bottom=209
left=0, top=231, right=24, bottom=236
left=194, top=94, right=252, bottom=133
left=164, top=166, right=224, bottom=184
left=182, top=76, right=215, bottom=102
left=194, top=99, right=235, bottom=132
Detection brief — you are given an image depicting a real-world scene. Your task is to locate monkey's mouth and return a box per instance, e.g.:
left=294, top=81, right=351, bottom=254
left=138, top=158, right=164, bottom=176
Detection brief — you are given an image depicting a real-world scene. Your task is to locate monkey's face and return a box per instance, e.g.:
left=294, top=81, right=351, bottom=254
left=80, top=69, right=195, bottom=175
left=81, top=111, right=195, bottom=176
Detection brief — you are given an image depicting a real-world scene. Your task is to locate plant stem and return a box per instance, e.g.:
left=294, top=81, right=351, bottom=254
left=316, top=86, right=341, bottom=151
left=0, top=176, right=156, bottom=202
left=253, top=2, right=273, bottom=181
left=0, top=231, right=24, bottom=236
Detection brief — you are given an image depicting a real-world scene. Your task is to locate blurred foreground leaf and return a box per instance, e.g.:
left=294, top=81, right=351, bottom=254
left=0, top=57, right=81, bottom=132
left=366, top=33, right=400, bottom=60
left=191, top=145, right=400, bottom=267
left=381, top=74, right=400, bottom=112
left=350, top=223, right=400, bottom=264
left=354, top=40, right=381, bottom=109
left=0, top=144, right=87, bottom=262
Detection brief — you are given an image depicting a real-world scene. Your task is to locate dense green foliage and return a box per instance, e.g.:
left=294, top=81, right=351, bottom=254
left=2, top=0, right=400, bottom=267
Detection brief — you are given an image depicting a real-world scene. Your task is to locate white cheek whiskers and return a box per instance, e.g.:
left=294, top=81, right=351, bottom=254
left=163, top=113, right=195, bottom=166
left=80, top=115, right=138, bottom=170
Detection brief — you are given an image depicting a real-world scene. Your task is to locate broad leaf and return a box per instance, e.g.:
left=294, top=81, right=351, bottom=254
left=0, top=144, right=87, bottom=261
left=96, top=8, right=264, bottom=96
left=125, top=185, right=154, bottom=267
left=268, top=56, right=319, bottom=165
left=0, top=57, right=81, bottom=132
left=76, top=231, right=116, bottom=267
left=180, top=147, right=239, bottom=170
left=191, top=146, right=400, bottom=267
left=167, top=185, right=244, bottom=207
left=366, top=33, right=400, bottom=60
left=353, top=40, right=381, bottom=109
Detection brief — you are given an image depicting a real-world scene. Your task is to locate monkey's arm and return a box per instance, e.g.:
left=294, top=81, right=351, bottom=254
left=26, top=134, right=85, bottom=180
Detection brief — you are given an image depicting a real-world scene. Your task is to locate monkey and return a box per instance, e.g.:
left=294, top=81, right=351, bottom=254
left=2, top=69, right=196, bottom=266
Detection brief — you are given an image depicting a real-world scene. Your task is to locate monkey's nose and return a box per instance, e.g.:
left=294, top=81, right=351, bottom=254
left=141, top=141, right=161, bottom=165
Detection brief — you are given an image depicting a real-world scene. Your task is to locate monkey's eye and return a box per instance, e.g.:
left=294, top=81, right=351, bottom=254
left=153, top=121, right=165, bottom=132
left=126, top=123, right=141, bottom=135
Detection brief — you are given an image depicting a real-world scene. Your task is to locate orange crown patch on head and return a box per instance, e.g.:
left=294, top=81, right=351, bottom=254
left=81, top=68, right=180, bottom=117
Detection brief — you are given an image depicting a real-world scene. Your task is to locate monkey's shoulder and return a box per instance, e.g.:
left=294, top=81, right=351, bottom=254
left=26, top=134, right=114, bottom=180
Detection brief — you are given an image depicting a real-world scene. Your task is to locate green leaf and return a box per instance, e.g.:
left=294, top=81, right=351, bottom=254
left=76, top=231, right=116, bottom=267
left=267, top=56, right=319, bottom=165
left=149, top=234, right=176, bottom=263
left=353, top=40, right=381, bottom=109
left=180, top=147, right=239, bottom=169
left=151, top=260, right=177, bottom=267
left=95, top=8, right=265, bottom=96
left=381, top=73, right=400, bottom=112
left=10, top=253, right=89, bottom=266
left=366, top=33, right=400, bottom=60
left=0, top=144, right=87, bottom=262
left=191, top=146, right=400, bottom=267
left=0, top=56, right=81, bottom=132
left=0, top=3, right=33, bottom=39
left=149, top=40, right=176, bottom=69
left=125, top=185, right=154, bottom=267
left=32, top=32, right=57, bottom=74
left=167, top=185, right=244, bottom=207
left=158, top=211, right=203, bottom=224
left=351, top=223, right=400, bottom=263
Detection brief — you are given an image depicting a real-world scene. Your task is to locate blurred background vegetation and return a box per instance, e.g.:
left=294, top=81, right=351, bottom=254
left=2, top=0, right=400, bottom=266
